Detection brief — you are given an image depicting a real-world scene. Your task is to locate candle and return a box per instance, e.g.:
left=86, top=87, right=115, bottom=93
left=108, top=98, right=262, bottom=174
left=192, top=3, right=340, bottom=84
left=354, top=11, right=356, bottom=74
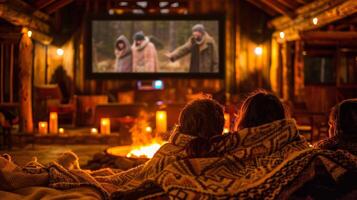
left=224, top=113, right=230, bottom=132
left=91, top=128, right=98, bottom=134
left=100, top=118, right=111, bottom=135
left=49, top=112, right=58, bottom=134
left=38, top=122, right=48, bottom=135
left=58, top=128, right=64, bottom=134
left=145, top=126, right=152, bottom=133
left=156, top=111, right=167, bottom=133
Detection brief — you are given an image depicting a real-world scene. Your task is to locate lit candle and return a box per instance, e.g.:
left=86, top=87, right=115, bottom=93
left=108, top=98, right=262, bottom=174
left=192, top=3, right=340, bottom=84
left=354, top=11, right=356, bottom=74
left=91, top=128, right=98, bottom=134
left=58, top=128, right=64, bottom=134
left=49, top=112, right=58, bottom=134
left=145, top=126, right=152, bottom=133
left=224, top=113, right=230, bottom=132
left=100, top=118, right=111, bottom=135
left=156, top=111, right=167, bottom=133
left=38, top=122, right=48, bottom=135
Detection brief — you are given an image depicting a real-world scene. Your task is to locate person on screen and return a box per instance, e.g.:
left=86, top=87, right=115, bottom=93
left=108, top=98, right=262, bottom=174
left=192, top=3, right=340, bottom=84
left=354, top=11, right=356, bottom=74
left=166, top=24, right=218, bottom=73
left=114, top=35, right=132, bottom=72
left=132, top=31, right=158, bottom=72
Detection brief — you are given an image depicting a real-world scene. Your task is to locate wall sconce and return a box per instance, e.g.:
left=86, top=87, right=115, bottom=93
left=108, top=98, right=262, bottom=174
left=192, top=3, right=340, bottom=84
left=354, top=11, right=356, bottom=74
left=279, top=32, right=285, bottom=39
left=312, top=17, right=318, bottom=25
left=27, top=30, right=32, bottom=38
left=56, top=48, right=64, bottom=56
left=254, top=46, right=263, bottom=56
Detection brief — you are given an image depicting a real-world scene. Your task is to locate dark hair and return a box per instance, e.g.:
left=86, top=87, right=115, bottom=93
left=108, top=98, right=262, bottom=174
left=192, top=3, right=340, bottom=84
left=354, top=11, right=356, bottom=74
left=235, top=90, right=288, bottom=130
left=179, top=98, right=224, bottom=158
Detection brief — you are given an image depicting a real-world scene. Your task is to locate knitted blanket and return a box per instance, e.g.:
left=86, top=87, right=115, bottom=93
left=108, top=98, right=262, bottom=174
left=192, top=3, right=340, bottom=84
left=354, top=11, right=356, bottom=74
left=2, top=119, right=357, bottom=200
left=112, top=119, right=357, bottom=199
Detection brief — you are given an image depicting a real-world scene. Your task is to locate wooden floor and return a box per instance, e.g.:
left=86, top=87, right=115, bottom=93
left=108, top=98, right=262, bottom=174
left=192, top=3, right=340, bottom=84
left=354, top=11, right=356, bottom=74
left=0, top=144, right=109, bottom=167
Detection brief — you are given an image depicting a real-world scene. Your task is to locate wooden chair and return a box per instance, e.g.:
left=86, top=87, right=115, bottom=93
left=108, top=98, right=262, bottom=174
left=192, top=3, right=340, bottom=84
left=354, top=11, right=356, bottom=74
left=0, top=103, right=19, bottom=149
left=34, top=84, right=76, bottom=126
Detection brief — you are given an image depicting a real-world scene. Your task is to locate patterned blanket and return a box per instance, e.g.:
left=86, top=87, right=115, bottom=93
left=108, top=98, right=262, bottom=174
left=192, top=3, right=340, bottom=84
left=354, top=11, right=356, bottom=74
left=2, top=119, right=357, bottom=200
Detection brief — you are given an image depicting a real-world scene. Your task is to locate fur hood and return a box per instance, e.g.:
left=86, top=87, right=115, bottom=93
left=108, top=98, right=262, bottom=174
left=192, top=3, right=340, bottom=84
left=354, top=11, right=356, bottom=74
left=115, top=35, right=131, bottom=58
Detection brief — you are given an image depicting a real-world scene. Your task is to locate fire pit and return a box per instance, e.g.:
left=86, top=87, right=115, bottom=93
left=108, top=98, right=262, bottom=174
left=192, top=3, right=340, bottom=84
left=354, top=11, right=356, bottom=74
left=106, top=139, right=164, bottom=158
left=84, top=139, right=165, bottom=170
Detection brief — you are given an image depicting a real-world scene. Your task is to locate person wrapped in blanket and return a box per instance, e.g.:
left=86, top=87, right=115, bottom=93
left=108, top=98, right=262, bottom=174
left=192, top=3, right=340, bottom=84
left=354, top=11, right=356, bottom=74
left=0, top=97, right=225, bottom=199
left=314, top=99, right=357, bottom=155
left=113, top=90, right=357, bottom=199
left=1, top=92, right=357, bottom=200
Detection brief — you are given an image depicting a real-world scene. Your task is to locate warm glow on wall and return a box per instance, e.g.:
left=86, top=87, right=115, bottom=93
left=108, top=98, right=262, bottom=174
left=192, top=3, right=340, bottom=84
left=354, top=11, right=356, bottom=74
left=27, top=30, right=32, bottom=38
left=312, top=17, right=318, bottom=25
left=279, top=31, right=285, bottom=39
left=254, top=46, right=263, bottom=56
left=56, top=48, right=64, bottom=56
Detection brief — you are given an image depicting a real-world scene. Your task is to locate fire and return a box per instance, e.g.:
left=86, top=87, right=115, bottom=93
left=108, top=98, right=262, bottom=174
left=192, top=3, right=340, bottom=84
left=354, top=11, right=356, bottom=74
left=126, top=139, right=164, bottom=158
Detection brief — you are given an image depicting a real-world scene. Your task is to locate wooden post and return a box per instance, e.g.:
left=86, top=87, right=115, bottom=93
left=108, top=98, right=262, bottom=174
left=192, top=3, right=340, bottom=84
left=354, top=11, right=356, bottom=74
left=19, top=34, right=34, bottom=133
left=294, top=40, right=304, bottom=102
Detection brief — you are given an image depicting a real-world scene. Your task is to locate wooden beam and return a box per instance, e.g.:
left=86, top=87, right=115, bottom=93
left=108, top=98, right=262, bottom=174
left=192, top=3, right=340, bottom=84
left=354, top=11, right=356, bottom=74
left=276, top=0, right=298, bottom=10
left=19, top=35, right=34, bottom=133
left=300, top=31, right=357, bottom=40
left=261, top=0, right=295, bottom=18
left=9, top=0, right=50, bottom=21
left=34, top=0, right=56, bottom=10
left=44, top=0, right=74, bottom=14
left=271, top=0, right=357, bottom=41
left=0, top=3, right=50, bottom=33
left=0, top=1, right=53, bottom=44
left=271, top=0, right=345, bottom=29
left=246, top=0, right=279, bottom=16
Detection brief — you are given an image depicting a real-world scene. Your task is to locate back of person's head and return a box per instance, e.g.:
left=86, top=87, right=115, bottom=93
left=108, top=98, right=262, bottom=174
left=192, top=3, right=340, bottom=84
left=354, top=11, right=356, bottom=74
left=331, top=99, right=357, bottom=139
left=178, top=98, right=224, bottom=158
left=235, top=89, right=288, bottom=130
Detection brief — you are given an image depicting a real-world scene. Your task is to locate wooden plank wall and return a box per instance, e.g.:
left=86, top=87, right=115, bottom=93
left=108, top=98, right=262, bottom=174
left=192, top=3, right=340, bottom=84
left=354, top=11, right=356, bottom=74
left=0, top=42, right=17, bottom=104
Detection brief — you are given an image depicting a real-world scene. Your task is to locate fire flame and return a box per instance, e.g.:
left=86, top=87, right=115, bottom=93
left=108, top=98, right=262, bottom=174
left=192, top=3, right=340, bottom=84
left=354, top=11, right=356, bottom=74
left=126, top=140, right=164, bottom=158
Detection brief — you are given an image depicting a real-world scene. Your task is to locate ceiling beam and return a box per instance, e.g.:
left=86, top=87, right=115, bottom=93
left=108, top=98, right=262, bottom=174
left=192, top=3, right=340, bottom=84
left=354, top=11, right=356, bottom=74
left=246, top=0, right=279, bottom=16
left=300, top=31, right=357, bottom=40
left=271, top=0, right=357, bottom=41
left=44, top=0, right=73, bottom=14
left=0, top=1, right=52, bottom=44
left=260, top=0, right=295, bottom=18
left=276, top=0, right=299, bottom=10
left=34, top=0, right=56, bottom=10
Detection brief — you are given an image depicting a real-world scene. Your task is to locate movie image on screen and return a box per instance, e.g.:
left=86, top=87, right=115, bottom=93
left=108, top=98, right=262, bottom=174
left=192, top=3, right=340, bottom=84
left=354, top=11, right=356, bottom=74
left=91, top=19, right=221, bottom=75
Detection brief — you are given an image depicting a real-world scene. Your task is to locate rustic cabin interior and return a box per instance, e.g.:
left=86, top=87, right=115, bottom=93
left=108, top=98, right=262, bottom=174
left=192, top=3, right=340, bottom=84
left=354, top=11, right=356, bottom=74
left=0, top=0, right=357, bottom=199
